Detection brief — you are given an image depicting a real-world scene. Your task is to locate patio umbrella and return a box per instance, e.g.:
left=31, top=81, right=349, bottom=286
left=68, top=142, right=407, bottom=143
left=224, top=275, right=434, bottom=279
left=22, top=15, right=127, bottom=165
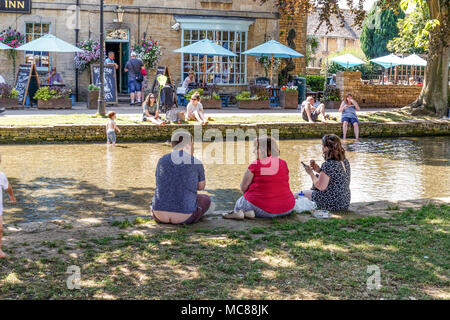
left=401, top=54, right=427, bottom=83
left=15, top=34, right=83, bottom=53
left=15, top=34, right=83, bottom=82
left=330, top=53, right=366, bottom=69
left=242, top=40, right=303, bottom=85
left=370, top=54, right=404, bottom=83
left=174, top=39, right=237, bottom=86
left=0, top=43, right=12, bottom=50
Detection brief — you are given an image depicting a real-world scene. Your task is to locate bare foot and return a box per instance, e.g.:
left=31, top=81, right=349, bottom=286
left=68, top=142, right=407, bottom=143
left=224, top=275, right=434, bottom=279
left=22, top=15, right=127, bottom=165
left=0, top=250, right=7, bottom=259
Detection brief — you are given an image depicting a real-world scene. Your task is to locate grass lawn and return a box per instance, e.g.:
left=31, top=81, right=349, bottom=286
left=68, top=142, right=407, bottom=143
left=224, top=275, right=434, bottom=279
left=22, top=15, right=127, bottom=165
left=0, top=110, right=438, bottom=127
left=1, top=204, right=448, bottom=299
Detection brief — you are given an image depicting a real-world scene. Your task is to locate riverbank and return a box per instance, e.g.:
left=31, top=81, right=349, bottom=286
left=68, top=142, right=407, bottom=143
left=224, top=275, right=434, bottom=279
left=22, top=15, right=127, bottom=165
left=0, top=115, right=449, bottom=143
left=1, top=198, right=448, bottom=299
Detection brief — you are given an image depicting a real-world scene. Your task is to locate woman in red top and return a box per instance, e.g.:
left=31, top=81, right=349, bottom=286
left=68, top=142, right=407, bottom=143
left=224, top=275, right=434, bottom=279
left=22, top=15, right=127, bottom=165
left=223, top=136, right=295, bottom=220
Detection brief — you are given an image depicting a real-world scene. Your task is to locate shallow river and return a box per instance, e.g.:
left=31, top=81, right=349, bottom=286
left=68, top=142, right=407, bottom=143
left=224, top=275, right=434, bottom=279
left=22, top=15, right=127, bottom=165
left=1, top=137, right=449, bottom=223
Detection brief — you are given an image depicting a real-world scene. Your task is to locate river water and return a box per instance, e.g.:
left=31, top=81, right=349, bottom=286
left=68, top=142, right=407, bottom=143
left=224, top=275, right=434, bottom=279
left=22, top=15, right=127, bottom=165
left=1, top=137, right=449, bottom=223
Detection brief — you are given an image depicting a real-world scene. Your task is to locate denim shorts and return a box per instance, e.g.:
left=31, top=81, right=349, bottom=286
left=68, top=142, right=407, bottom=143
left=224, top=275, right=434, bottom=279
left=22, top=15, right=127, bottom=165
left=128, top=78, right=142, bottom=93
left=107, top=131, right=116, bottom=143
left=342, top=116, right=359, bottom=124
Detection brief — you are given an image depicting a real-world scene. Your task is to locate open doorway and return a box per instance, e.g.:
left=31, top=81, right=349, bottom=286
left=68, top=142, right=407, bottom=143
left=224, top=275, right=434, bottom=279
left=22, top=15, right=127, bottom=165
left=105, top=42, right=129, bottom=93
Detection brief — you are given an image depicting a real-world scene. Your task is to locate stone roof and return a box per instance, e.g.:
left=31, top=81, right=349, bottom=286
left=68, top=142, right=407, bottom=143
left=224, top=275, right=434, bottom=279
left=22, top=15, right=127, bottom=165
left=307, top=10, right=362, bottom=39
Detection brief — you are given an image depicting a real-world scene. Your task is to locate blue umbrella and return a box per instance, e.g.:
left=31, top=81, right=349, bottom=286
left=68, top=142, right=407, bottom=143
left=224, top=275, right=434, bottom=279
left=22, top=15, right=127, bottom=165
left=242, top=40, right=303, bottom=85
left=15, top=34, right=83, bottom=53
left=0, top=43, right=12, bottom=50
left=174, top=39, right=237, bottom=86
left=370, top=54, right=403, bottom=68
left=330, top=53, right=366, bottom=69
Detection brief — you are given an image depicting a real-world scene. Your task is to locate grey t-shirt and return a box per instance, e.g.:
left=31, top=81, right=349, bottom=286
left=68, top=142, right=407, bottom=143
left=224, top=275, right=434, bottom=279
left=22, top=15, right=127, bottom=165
left=125, top=58, right=144, bottom=78
left=152, top=150, right=206, bottom=214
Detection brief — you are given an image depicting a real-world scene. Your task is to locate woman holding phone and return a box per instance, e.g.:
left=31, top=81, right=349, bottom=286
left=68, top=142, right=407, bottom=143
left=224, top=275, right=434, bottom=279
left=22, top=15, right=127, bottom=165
left=300, top=134, right=351, bottom=211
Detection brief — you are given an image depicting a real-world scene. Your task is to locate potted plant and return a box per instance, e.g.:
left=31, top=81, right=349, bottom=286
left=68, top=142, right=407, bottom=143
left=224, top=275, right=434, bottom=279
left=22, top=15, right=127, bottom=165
left=236, top=91, right=269, bottom=109
left=323, top=85, right=341, bottom=109
left=0, top=84, right=19, bottom=109
left=87, top=84, right=99, bottom=109
left=280, top=85, right=299, bottom=109
left=34, top=86, right=72, bottom=109
left=202, top=92, right=222, bottom=109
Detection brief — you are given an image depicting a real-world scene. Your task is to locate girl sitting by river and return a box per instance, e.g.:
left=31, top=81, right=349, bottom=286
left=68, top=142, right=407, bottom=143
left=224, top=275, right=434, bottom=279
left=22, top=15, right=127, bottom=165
left=142, top=93, right=166, bottom=126
left=339, top=93, right=361, bottom=141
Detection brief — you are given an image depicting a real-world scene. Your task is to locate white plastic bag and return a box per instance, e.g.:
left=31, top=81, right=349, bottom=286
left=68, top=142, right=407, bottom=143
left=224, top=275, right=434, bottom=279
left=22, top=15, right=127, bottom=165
left=294, top=196, right=317, bottom=213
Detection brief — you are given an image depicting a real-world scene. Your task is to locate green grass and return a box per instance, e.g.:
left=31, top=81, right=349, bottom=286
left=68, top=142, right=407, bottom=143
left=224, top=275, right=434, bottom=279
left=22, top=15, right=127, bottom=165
left=1, top=204, right=448, bottom=299
left=0, top=111, right=437, bottom=127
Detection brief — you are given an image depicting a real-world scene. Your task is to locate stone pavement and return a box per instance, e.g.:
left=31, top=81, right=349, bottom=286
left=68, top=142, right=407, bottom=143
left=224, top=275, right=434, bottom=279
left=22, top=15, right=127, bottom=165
left=1, top=102, right=397, bottom=118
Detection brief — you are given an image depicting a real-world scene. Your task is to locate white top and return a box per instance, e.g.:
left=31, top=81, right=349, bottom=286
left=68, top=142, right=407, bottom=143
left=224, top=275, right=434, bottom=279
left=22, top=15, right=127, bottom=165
left=0, top=172, right=9, bottom=216
left=0, top=75, right=5, bottom=84
left=106, top=119, right=116, bottom=133
left=187, top=102, right=203, bottom=118
left=182, top=76, right=193, bottom=89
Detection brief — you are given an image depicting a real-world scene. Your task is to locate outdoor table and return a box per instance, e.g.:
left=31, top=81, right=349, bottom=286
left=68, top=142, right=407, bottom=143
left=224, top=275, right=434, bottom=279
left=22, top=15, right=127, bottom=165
left=269, top=87, right=280, bottom=107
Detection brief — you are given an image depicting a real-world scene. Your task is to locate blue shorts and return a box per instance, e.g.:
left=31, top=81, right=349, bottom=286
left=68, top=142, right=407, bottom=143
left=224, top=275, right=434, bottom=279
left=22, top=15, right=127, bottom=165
left=107, top=131, right=116, bottom=143
left=128, top=78, right=142, bottom=93
left=342, top=116, right=359, bottom=124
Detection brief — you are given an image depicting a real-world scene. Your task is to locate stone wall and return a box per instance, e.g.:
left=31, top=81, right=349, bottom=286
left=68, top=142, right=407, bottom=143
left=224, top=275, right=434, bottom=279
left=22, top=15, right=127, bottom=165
left=0, top=120, right=448, bottom=144
left=336, top=71, right=423, bottom=108
left=279, top=12, right=308, bottom=76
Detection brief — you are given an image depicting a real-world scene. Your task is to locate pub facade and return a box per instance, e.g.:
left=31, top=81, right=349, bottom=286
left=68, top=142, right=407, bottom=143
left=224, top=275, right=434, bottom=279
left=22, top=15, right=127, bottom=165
left=0, top=0, right=307, bottom=100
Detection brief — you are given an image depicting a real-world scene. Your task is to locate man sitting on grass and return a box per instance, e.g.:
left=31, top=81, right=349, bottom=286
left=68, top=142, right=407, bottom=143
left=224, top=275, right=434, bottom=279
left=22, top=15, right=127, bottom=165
left=300, top=96, right=329, bottom=123
left=151, top=131, right=213, bottom=225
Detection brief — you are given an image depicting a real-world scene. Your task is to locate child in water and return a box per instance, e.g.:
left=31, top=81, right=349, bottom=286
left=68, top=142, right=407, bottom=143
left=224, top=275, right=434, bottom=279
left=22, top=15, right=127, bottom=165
left=106, top=111, right=121, bottom=146
left=0, top=154, right=17, bottom=258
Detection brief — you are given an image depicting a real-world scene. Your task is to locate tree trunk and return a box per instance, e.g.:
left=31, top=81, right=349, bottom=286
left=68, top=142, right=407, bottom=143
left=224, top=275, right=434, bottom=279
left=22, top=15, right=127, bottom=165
left=413, top=0, right=449, bottom=117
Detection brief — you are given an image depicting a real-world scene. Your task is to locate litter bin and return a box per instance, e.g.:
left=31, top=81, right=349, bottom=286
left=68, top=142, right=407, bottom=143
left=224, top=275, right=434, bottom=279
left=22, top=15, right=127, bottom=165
left=293, top=77, right=306, bottom=105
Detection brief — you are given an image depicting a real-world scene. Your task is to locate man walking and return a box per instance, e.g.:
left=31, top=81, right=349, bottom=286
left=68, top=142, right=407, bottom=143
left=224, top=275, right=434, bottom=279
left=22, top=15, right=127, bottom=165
left=124, top=52, right=145, bottom=105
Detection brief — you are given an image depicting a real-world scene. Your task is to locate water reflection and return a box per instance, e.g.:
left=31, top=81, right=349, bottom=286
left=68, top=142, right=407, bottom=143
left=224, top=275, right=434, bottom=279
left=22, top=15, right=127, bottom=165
left=1, top=137, right=448, bottom=223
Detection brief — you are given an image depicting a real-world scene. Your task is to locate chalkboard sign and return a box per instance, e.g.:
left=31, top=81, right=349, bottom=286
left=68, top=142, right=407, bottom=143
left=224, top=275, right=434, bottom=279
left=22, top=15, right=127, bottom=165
left=91, top=65, right=118, bottom=104
left=15, top=64, right=40, bottom=106
left=151, top=65, right=173, bottom=94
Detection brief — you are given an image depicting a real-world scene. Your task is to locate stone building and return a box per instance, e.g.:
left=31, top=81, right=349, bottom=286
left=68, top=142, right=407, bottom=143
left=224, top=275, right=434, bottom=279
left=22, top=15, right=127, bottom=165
left=307, top=9, right=361, bottom=69
left=0, top=0, right=307, bottom=100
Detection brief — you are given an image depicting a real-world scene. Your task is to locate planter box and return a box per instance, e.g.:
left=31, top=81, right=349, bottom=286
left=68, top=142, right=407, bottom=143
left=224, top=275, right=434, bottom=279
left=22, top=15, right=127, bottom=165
left=37, top=98, right=72, bottom=110
left=87, top=90, right=99, bottom=109
left=325, top=101, right=341, bottom=109
left=202, top=99, right=222, bottom=109
left=238, top=100, right=270, bottom=109
left=280, top=91, right=299, bottom=109
left=0, top=98, right=19, bottom=109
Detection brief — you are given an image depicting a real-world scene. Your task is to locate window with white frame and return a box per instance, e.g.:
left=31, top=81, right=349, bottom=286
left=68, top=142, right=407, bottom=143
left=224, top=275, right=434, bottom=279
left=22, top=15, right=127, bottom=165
left=25, top=22, right=51, bottom=72
left=181, top=29, right=247, bottom=85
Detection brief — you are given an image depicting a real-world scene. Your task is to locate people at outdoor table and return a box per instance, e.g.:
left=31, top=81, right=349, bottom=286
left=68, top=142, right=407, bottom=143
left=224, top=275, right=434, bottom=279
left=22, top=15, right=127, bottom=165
left=300, top=96, right=328, bottom=123
left=182, top=70, right=196, bottom=90
left=339, top=93, right=360, bottom=141
left=186, top=92, right=208, bottom=125
left=124, top=51, right=145, bottom=106
left=224, top=136, right=295, bottom=220
left=142, top=93, right=165, bottom=126
left=300, top=134, right=351, bottom=212
left=151, top=131, right=212, bottom=225
left=47, top=67, right=63, bottom=85
left=105, top=51, right=119, bottom=70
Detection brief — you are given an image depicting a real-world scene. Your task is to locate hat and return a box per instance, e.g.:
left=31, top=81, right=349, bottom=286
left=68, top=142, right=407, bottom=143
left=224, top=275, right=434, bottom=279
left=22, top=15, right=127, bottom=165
left=130, top=52, right=137, bottom=57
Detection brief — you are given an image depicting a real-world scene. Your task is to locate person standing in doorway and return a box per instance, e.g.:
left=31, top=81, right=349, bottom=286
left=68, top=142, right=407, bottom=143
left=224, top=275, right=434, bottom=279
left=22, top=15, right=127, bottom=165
left=105, top=51, right=119, bottom=70
left=124, top=52, right=145, bottom=105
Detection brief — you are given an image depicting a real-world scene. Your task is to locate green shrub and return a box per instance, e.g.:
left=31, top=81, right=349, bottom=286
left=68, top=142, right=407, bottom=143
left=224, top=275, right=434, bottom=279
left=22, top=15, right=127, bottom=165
left=236, top=91, right=261, bottom=101
left=0, top=84, right=18, bottom=99
left=88, top=84, right=100, bottom=91
left=185, top=88, right=204, bottom=100
left=298, top=75, right=326, bottom=91
left=34, top=86, right=71, bottom=101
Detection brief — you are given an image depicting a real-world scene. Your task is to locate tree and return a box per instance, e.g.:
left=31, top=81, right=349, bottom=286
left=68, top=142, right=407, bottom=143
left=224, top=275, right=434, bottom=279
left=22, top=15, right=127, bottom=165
left=305, top=35, right=320, bottom=66
left=387, top=0, right=429, bottom=54
left=360, top=1, right=405, bottom=59
left=255, top=0, right=449, bottom=117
